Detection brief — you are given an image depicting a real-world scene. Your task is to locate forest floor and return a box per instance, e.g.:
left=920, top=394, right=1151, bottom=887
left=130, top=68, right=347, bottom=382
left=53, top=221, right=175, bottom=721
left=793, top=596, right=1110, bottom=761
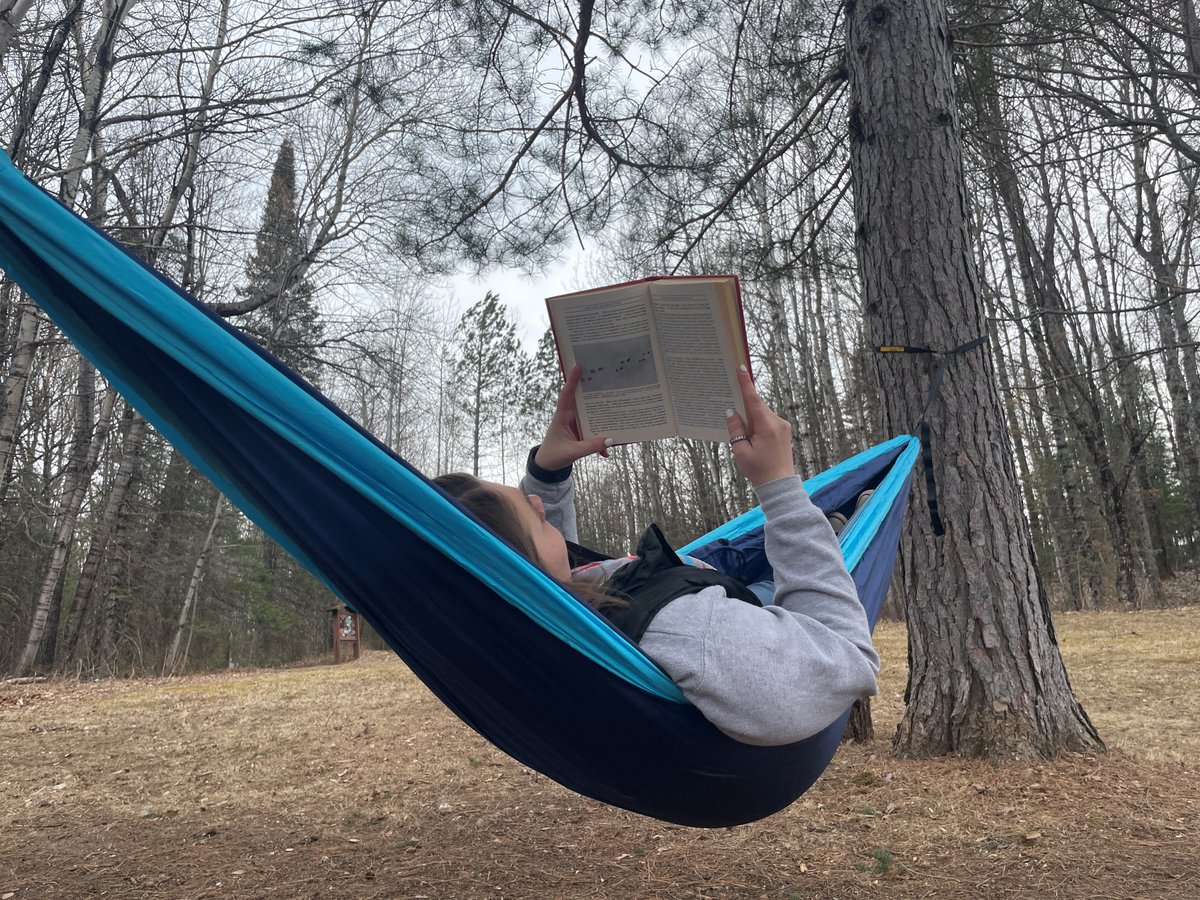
left=2, top=601, right=1198, bottom=900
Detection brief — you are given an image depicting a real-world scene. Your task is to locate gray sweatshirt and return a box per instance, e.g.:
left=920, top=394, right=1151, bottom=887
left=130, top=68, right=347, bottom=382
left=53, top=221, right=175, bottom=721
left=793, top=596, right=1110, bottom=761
left=519, top=471, right=880, bottom=746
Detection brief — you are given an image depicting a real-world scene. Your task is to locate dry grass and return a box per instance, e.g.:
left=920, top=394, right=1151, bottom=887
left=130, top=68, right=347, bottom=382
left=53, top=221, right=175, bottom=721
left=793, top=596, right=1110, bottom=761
left=2, top=605, right=1197, bottom=899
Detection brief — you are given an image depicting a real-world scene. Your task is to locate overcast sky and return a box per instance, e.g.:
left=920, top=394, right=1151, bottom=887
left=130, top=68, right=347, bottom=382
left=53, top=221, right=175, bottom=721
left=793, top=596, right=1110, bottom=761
left=446, top=250, right=597, bottom=351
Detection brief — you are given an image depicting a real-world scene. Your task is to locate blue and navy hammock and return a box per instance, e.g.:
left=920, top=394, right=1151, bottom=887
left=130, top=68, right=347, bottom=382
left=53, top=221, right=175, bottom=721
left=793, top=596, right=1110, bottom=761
left=0, top=150, right=918, bottom=827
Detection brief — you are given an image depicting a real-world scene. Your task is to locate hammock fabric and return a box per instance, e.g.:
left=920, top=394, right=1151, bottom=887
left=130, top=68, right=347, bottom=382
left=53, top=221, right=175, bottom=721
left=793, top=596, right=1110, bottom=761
left=0, top=150, right=919, bottom=828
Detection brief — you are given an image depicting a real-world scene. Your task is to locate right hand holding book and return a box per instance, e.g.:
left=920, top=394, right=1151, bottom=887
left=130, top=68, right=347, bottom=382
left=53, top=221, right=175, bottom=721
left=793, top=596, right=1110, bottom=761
left=725, top=366, right=796, bottom=487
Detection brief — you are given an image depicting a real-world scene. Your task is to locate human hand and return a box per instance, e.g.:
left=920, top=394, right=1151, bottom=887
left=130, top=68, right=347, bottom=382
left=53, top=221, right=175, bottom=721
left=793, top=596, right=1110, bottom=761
left=726, top=366, right=796, bottom=487
left=533, top=364, right=610, bottom=471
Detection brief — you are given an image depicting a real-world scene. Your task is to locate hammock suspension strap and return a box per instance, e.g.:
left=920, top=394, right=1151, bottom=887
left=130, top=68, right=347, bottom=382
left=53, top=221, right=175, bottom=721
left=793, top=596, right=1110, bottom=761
left=877, top=336, right=988, bottom=537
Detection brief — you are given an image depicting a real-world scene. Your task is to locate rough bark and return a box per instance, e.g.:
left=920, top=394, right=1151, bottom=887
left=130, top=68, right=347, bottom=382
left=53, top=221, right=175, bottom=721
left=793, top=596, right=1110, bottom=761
left=844, top=0, right=1102, bottom=758
left=843, top=696, right=874, bottom=743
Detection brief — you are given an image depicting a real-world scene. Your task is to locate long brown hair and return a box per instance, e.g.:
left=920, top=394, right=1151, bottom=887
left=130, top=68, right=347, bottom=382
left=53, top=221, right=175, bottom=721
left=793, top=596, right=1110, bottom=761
left=433, top=472, right=626, bottom=612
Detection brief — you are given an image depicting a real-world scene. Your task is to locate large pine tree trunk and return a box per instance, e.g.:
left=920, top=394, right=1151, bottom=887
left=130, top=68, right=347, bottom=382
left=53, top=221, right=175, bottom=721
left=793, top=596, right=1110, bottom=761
left=844, top=0, right=1102, bottom=758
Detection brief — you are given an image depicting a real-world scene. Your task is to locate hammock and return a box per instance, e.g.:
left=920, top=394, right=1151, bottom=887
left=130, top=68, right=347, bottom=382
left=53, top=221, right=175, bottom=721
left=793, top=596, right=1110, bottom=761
left=0, top=150, right=919, bottom=828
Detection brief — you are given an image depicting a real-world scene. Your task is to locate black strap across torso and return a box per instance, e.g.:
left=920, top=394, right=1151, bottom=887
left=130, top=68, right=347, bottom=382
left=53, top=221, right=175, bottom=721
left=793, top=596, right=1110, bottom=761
left=601, top=524, right=762, bottom=642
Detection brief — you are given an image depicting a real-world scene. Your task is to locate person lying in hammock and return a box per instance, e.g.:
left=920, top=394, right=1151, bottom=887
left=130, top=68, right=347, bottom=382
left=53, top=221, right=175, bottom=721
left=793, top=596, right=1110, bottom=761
left=434, top=364, right=878, bottom=746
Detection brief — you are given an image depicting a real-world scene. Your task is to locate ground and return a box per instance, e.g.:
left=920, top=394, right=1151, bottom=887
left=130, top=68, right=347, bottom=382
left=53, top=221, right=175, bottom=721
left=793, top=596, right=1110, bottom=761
left=2, top=605, right=1198, bottom=899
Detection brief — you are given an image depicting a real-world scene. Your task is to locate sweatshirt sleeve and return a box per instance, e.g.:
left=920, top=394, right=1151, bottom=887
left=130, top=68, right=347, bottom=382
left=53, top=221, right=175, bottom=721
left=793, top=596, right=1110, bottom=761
left=518, top=448, right=579, bottom=543
left=638, top=475, right=880, bottom=746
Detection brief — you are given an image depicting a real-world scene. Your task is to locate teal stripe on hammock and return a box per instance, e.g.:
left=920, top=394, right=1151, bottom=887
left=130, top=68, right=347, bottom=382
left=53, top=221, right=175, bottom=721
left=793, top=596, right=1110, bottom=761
left=838, top=438, right=920, bottom=570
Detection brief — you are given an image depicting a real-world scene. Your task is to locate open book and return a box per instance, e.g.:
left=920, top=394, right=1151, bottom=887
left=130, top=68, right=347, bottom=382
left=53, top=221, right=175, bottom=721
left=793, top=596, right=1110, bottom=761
left=546, top=276, right=751, bottom=444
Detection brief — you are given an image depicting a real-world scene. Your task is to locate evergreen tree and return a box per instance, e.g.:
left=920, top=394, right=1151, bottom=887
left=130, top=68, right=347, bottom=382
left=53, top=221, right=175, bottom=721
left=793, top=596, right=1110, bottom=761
left=240, top=139, right=322, bottom=572
left=452, top=292, right=524, bottom=476
left=239, top=139, right=322, bottom=382
left=520, top=329, right=562, bottom=428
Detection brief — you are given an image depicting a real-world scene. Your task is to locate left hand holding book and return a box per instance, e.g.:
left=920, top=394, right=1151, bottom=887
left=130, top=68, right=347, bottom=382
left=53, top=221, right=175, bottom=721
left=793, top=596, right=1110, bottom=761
left=533, top=364, right=612, bottom=471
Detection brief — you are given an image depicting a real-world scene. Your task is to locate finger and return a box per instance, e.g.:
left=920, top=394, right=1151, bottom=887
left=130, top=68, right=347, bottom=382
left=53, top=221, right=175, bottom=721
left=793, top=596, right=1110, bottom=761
left=557, top=364, right=582, bottom=411
left=561, top=404, right=577, bottom=429
left=592, top=435, right=612, bottom=458
left=726, top=408, right=748, bottom=442
left=735, top=365, right=768, bottom=426
left=564, top=362, right=581, bottom=389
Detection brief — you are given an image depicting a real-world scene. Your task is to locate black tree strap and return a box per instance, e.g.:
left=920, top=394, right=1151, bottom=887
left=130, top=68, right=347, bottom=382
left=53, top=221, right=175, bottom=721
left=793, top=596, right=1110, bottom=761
left=877, top=336, right=988, bottom=537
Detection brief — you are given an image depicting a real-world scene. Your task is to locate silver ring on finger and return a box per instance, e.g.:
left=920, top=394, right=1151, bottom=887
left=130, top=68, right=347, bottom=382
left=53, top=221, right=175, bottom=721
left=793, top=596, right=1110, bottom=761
left=729, top=434, right=750, bottom=446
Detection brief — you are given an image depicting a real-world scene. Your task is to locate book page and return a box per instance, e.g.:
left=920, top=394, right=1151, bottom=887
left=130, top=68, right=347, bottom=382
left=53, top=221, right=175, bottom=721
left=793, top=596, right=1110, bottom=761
left=547, top=285, right=678, bottom=442
left=649, top=279, right=747, bottom=442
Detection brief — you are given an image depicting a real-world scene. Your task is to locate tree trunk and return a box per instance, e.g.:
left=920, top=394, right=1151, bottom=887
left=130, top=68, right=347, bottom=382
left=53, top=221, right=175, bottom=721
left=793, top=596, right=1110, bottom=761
left=752, top=177, right=809, bottom=473
left=976, top=210, right=1043, bottom=554
left=1184, top=0, right=1200, bottom=79
left=14, top=369, right=115, bottom=675
left=0, top=304, right=41, bottom=500
left=1069, top=173, right=1165, bottom=602
left=0, top=0, right=34, bottom=64
left=1133, top=141, right=1200, bottom=548
left=843, top=696, right=874, bottom=743
left=97, top=562, right=127, bottom=677
left=7, top=0, right=131, bottom=677
left=163, top=493, right=225, bottom=676
left=807, top=250, right=847, bottom=468
left=7, top=0, right=86, bottom=165
left=59, top=409, right=147, bottom=667
left=844, top=0, right=1102, bottom=758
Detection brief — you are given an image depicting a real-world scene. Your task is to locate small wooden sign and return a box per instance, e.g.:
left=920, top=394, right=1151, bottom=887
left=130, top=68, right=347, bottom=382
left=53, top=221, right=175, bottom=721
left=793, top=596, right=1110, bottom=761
left=329, top=606, right=361, bottom=663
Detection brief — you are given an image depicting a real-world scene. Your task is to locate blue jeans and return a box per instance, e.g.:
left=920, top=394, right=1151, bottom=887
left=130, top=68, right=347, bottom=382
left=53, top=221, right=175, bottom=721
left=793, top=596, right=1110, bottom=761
left=688, top=525, right=775, bottom=605
left=746, top=579, right=776, bottom=606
